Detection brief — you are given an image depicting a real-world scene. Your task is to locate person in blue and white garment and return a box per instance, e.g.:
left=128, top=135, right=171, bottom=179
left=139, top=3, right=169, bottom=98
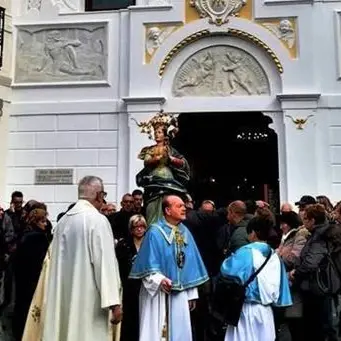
left=129, top=195, right=209, bottom=341
left=221, top=215, right=292, bottom=341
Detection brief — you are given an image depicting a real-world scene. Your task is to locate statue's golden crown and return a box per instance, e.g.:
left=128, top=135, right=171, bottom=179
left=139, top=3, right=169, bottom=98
left=134, top=110, right=179, bottom=140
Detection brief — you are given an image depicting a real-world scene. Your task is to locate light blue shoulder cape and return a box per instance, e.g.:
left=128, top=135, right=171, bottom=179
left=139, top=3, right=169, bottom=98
left=220, top=242, right=292, bottom=307
left=129, top=218, right=209, bottom=291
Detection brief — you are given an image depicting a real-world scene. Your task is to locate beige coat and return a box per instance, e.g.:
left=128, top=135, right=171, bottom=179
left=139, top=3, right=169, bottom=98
left=277, top=227, right=310, bottom=271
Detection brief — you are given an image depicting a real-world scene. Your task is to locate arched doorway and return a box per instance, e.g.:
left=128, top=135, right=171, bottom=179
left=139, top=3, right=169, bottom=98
left=172, top=112, right=280, bottom=211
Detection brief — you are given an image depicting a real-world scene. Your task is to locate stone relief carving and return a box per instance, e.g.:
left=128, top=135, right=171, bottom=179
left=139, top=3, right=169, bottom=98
left=172, top=46, right=270, bottom=97
left=27, top=0, right=78, bottom=12
left=15, top=24, right=107, bottom=83
left=262, top=19, right=295, bottom=49
left=190, top=0, right=246, bottom=25
left=146, top=26, right=178, bottom=57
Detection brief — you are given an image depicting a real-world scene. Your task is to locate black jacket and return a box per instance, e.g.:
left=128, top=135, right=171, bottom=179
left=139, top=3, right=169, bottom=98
left=184, top=208, right=227, bottom=276
left=108, top=210, right=134, bottom=240
left=295, top=222, right=329, bottom=292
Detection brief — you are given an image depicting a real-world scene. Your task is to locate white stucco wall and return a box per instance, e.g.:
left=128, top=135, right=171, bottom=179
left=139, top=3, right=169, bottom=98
left=7, top=0, right=341, bottom=210
left=6, top=113, right=120, bottom=220
left=0, top=0, right=12, bottom=198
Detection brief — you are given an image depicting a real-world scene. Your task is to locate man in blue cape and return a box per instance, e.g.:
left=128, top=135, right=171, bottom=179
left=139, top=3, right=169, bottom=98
left=129, top=195, right=208, bottom=341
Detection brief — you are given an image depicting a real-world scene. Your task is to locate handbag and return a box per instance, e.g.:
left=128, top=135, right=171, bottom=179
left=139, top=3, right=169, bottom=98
left=304, top=242, right=341, bottom=297
left=210, top=249, right=272, bottom=330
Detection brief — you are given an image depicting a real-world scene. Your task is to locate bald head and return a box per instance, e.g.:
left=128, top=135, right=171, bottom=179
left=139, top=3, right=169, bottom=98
left=162, top=195, right=186, bottom=225
left=227, top=200, right=246, bottom=225
left=228, top=201, right=247, bottom=215
left=162, top=195, right=181, bottom=211
left=200, top=200, right=215, bottom=213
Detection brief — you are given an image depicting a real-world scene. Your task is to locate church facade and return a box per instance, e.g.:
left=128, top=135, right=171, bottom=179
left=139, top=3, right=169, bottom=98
left=0, top=0, right=12, bottom=196
left=6, top=0, right=341, bottom=216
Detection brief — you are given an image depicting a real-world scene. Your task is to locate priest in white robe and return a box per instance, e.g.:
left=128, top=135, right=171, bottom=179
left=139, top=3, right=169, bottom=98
left=41, top=176, right=122, bottom=341
left=129, top=195, right=209, bottom=341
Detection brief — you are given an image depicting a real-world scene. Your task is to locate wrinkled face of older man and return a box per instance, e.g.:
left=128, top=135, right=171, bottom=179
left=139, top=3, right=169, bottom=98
left=121, top=195, right=134, bottom=212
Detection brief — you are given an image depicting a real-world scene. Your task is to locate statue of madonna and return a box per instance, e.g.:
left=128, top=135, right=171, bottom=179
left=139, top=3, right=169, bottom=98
left=135, top=112, right=190, bottom=224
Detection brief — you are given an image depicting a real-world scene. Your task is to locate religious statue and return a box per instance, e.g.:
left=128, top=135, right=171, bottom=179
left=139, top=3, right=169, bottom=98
left=134, top=111, right=190, bottom=224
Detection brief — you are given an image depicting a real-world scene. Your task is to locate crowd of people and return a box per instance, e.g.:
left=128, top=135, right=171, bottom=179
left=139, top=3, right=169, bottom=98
left=1, top=180, right=341, bottom=341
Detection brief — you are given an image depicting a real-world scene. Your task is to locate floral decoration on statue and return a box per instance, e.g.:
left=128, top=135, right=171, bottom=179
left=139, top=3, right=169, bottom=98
left=133, top=110, right=179, bottom=140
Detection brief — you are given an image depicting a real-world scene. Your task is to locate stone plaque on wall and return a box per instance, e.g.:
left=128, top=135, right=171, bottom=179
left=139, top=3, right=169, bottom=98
left=15, top=23, right=108, bottom=84
left=35, top=168, right=73, bottom=184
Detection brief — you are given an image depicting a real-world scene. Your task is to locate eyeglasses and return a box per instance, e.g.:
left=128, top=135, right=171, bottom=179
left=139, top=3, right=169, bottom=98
left=98, top=191, right=107, bottom=199
left=123, top=200, right=134, bottom=204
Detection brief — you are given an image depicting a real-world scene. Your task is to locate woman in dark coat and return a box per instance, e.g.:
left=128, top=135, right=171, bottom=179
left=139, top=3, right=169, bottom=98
left=13, top=208, right=50, bottom=341
left=290, top=204, right=334, bottom=341
left=115, top=214, right=147, bottom=341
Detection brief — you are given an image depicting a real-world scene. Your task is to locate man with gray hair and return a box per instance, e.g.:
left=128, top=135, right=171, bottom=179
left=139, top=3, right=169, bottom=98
left=41, top=176, right=122, bottom=341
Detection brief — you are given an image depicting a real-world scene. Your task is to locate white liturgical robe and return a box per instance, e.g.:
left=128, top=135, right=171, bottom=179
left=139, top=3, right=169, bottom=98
left=41, top=200, right=121, bottom=341
left=139, top=273, right=198, bottom=341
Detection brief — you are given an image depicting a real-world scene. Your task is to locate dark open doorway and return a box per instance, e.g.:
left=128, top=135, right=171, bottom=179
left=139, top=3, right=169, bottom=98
left=172, top=112, right=280, bottom=211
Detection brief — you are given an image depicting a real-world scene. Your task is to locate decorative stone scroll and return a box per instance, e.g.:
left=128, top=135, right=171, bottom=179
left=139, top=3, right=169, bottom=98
left=27, top=0, right=43, bottom=11
left=27, top=0, right=78, bottom=12
left=172, top=46, right=270, bottom=97
left=15, top=23, right=107, bottom=84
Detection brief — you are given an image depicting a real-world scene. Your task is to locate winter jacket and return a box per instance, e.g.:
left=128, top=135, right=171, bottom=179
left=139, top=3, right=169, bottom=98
left=277, top=227, right=310, bottom=271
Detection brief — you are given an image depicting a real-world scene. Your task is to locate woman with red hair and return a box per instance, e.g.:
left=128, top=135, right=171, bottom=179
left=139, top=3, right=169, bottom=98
left=13, top=207, right=50, bottom=341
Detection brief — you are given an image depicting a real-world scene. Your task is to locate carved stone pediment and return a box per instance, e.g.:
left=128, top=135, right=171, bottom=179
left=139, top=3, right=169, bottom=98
left=190, top=0, right=247, bottom=25
left=15, top=23, right=107, bottom=84
left=172, top=46, right=270, bottom=97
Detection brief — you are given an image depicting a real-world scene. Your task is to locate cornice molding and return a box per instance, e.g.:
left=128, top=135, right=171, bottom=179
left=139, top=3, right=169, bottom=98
left=122, top=96, right=166, bottom=112
left=277, top=93, right=321, bottom=109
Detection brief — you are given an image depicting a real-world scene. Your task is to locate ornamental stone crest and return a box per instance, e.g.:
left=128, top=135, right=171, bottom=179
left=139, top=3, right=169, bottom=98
left=190, top=0, right=247, bottom=26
